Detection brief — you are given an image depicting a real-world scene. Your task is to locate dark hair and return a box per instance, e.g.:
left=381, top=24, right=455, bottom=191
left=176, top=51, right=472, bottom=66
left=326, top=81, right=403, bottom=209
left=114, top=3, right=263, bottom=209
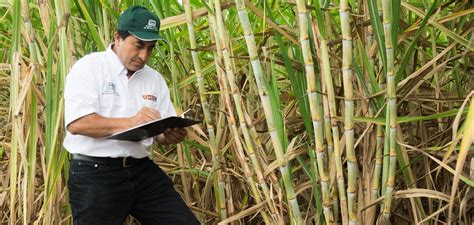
left=117, top=30, right=132, bottom=40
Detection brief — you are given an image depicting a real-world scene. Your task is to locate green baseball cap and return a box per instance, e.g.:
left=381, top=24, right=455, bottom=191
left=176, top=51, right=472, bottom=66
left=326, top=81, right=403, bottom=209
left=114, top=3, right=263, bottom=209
left=118, top=6, right=165, bottom=42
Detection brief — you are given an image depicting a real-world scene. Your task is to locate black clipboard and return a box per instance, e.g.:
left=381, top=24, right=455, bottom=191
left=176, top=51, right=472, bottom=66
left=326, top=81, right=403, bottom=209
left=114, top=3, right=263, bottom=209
left=105, top=116, right=202, bottom=142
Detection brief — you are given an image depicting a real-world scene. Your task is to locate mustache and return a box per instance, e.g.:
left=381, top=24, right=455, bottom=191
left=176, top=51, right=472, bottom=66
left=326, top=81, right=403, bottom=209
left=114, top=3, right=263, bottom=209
left=131, top=57, right=145, bottom=64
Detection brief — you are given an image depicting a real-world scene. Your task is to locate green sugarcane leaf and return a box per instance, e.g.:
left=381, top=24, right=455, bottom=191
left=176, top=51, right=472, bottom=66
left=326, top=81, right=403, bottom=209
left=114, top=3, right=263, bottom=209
left=396, top=0, right=438, bottom=82
left=368, top=0, right=387, bottom=74
left=76, top=0, right=106, bottom=50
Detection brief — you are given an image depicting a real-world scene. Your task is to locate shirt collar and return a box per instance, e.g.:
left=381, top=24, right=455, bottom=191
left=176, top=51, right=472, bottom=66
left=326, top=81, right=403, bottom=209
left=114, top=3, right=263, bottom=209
left=105, top=44, right=144, bottom=77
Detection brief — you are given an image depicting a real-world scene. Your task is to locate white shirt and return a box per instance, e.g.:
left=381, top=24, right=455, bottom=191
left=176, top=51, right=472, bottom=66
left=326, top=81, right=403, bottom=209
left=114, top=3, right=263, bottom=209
left=63, top=45, right=176, bottom=158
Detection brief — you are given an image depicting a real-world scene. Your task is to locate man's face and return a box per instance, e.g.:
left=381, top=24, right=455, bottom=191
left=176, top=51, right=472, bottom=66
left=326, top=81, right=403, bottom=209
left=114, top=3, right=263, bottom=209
left=113, top=32, right=156, bottom=72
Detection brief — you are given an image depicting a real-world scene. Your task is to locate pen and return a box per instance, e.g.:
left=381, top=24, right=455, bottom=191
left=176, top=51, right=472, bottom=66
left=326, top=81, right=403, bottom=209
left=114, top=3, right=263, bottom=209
left=181, top=109, right=191, bottom=118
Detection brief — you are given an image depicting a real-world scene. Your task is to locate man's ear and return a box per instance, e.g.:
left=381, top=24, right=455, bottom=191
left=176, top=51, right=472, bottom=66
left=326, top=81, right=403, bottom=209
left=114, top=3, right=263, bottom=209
left=113, top=32, right=121, bottom=46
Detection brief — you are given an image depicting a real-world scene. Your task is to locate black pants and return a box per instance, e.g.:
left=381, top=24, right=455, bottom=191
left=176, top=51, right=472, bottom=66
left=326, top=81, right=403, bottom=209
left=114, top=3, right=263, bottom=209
left=68, top=156, right=199, bottom=225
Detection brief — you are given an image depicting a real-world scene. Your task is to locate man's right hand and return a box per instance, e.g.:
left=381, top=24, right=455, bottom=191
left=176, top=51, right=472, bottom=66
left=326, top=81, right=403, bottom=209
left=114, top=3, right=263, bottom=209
left=129, top=107, right=161, bottom=127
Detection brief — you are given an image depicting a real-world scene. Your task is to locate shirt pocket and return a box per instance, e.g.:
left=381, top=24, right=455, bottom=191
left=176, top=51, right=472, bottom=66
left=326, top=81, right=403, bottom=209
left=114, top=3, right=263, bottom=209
left=99, top=94, right=121, bottom=115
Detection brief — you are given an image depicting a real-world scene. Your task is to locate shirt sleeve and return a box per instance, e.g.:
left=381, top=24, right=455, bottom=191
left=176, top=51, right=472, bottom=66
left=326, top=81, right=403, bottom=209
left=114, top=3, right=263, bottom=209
left=64, top=56, right=101, bottom=129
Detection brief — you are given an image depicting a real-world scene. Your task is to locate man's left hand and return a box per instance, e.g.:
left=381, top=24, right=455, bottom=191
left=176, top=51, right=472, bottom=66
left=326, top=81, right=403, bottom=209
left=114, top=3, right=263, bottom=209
left=158, top=127, right=188, bottom=145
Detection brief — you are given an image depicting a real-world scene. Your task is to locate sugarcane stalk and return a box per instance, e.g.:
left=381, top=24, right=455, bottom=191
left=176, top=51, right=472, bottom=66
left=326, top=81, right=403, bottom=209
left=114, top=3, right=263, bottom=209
left=208, top=3, right=277, bottom=222
left=41, top=1, right=69, bottom=223
left=295, top=0, right=334, bottom=223
left=183, top=0, right=227, bottom=219
left=211, top=1, right=282, bottom=223
left=230, top=0, right=302, bottom=223
left=318, top=56, right=340, bottom=224
left=377, top=0, right=390, bottom=199
left=371, top=125, right=383, bottom=214
left=368, top=3, right=385, bottom=222
left=324, top=95, right=340, bottom=224
left=381, top=0, right=398, bottom=222
left=365, top=7, right=383, bottom=220
left=9, top=0, right=21, bottom=224
left=317, top=30, right=350, bottom=225
left=340, top=0, right=359, bottom=224
left=21, top=0, right=40, bottom=223
left=229, top=113, right=272, bottom=224
left=310, top=1, right=350, bottom=223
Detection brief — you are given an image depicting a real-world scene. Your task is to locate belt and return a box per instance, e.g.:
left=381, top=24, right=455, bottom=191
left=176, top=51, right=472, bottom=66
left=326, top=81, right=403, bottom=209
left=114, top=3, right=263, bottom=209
left=71, top=154, right=148, bottom=168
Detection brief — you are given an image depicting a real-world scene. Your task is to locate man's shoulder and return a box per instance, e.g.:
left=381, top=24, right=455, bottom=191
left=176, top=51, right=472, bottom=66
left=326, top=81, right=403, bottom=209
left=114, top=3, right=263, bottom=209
left=75, top=51, right=107, bottom=65
left=142, top=66, right=165, bottom=80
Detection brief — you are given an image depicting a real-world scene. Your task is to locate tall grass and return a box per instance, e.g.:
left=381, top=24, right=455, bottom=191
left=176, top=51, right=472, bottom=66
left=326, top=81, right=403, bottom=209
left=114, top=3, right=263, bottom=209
left=1, top=0, right=473, bottom=224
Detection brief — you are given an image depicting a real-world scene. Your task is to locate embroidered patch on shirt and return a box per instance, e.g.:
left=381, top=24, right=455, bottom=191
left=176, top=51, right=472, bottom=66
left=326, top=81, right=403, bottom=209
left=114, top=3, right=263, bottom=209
left=102, top=82, right=120, bottom=96
left=143, top=94, right=157, bottom=102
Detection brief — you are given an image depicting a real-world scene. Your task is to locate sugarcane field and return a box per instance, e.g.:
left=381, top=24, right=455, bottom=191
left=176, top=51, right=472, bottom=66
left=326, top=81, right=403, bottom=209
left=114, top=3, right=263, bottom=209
left=0, top=0, right=473, bottom=224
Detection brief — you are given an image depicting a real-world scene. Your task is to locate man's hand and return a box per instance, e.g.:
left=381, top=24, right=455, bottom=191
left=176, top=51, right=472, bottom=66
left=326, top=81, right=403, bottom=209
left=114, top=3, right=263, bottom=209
left=129, top=107, right=161, bottom=127
left=157, top=127, right=188, bottom=145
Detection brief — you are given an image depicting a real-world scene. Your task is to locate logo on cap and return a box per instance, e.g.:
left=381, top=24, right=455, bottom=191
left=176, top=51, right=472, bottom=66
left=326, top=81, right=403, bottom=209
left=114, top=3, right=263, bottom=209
left=144, top=20, right=157, bottom=31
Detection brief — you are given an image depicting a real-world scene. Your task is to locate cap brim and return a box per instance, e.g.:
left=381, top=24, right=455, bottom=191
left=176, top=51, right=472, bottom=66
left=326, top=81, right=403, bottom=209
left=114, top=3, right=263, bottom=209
left=129, top=31, right=168, bottom=43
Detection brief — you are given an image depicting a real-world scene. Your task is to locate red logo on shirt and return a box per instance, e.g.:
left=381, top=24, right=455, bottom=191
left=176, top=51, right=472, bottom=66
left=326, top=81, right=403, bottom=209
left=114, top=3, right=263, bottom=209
left=143, top=95, right=157, bottom=102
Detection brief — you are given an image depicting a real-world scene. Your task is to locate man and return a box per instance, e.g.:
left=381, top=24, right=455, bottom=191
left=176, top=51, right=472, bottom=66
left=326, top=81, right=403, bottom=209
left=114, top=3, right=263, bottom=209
left=64, top=6, right=199, bottom=225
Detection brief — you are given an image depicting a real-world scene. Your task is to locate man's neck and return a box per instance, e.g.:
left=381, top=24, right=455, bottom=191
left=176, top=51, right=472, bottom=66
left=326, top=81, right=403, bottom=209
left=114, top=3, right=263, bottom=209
left=127, top=71, right=134, bottom=79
